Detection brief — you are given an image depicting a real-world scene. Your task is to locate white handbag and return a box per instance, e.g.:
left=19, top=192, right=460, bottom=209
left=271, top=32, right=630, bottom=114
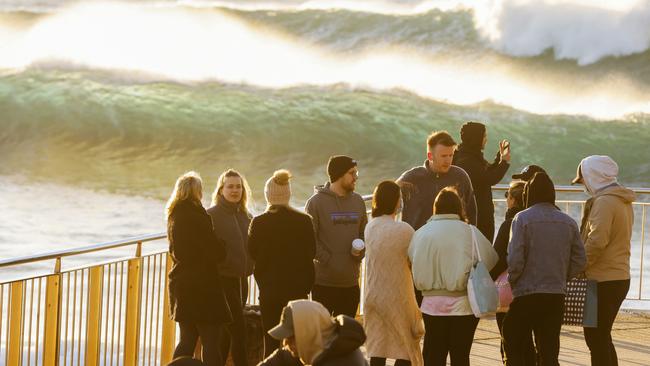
left=467, top=226, right=499, bottom=318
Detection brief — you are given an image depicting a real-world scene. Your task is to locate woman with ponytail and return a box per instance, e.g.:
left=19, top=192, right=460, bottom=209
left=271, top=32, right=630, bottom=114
left=247, top=169, right=316, bottom=356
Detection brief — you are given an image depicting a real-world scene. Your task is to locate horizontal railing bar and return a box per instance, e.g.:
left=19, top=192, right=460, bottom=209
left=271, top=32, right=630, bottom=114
left=0, top=250, right=171, bottom=285
left=0, top=233, right=166, bottom=268
left=492, top=184, right=650, bottom=194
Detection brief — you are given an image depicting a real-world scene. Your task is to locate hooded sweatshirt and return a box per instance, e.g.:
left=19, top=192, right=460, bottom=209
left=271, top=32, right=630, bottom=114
left=397, top=161, right=477, bottom=231
left=305, top=183, right=368, bottom=287
left=579, top=156, right=635, bottom=282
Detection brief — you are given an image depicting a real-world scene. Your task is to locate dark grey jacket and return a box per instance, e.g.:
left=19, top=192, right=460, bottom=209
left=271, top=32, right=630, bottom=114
left=207, top=196, right=253, bottom=278
left=397, top=161, right=477, bottom=230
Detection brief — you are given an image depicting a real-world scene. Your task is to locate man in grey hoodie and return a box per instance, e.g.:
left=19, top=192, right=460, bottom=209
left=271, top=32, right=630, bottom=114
left=306, top=155, right=368, bottom=317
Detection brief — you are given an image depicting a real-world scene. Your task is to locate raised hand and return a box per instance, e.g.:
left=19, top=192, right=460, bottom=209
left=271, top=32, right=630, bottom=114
left=499, top=139, right=511, bottom=162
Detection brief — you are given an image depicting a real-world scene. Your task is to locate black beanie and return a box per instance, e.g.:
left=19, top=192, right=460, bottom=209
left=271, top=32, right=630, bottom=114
left=460, top=121, right=486, bottom=149
left=525, top=172, right=556, bottom=208
left=327, top=155, right=357, bottom=183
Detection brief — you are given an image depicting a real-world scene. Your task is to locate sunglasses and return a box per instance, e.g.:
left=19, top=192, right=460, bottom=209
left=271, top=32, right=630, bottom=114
left=504, top=191, right=510, bottom=198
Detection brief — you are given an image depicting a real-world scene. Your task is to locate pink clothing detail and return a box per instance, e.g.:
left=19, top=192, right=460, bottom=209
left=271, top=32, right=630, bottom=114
left=420, top=295, right=473, bottom=316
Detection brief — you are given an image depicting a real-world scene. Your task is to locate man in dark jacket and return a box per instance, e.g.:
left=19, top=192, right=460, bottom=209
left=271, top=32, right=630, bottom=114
left=398, top=130, right=477, bottom=231
left=257, top=300, right=368, bottom=366
left=452, top=121, right=510, bottom=241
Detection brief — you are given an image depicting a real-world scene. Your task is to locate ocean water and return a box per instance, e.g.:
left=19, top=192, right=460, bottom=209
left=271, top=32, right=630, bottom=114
left=0, top=0, right=649, bottom=302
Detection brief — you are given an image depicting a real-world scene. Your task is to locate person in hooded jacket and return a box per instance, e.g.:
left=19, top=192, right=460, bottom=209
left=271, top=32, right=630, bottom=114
left=503, top=172, right=586, bottom=366
left=207, top=169, right=254, bottom=366
left=305, top=155, right=368, bottom=318
left=167, top=171, right=232, bottom=366
left=248, top=170, right=316, bottom=357
left=572, top=156, right=635, bottom=366
left=490, top=180, right=536, bottom=365
left=257, top=300, right=368, bottom=366
left=452, top=121, right=510, bottom=242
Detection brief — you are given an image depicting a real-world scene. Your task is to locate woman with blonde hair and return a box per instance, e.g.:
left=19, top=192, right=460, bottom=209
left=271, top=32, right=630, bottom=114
left=167, top=171, right=231, bottom=366
left=364, top=180, right=424, bottom=366
left=248, top=170, right=316, bottom=356
left=207, top=169, right=254, bottom=366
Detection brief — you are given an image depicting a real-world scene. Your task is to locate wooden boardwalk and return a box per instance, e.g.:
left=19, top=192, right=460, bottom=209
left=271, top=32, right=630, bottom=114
left=378, top=311, right=650, bottom=365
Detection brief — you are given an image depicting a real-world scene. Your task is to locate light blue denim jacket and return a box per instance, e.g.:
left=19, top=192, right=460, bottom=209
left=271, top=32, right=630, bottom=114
left=508, top=203, right=586, bottom=297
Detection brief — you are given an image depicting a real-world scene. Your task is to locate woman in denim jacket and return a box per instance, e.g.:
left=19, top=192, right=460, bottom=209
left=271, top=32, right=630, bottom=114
left=503, top=172, right=586, bottom=366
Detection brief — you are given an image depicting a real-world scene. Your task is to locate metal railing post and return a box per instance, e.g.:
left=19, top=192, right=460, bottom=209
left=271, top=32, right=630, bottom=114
left=160, top=253, right=176, bottom=364
left=85, top=266, right=104, bottom=366
left=7, top=281, right=24, bottom=366
left=42, top=273, right=61, bottom=366
left=639, top=206, right=646, bottom=300
left=124, top=243, right=143, bottom=366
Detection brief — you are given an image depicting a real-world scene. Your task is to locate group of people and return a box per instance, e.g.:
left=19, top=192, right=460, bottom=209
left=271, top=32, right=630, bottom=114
left=165, top=122, right=635, bottom=366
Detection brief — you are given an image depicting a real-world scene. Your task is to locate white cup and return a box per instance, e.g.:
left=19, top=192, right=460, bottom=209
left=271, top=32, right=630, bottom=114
left=351, top=239, right=365, bottom=256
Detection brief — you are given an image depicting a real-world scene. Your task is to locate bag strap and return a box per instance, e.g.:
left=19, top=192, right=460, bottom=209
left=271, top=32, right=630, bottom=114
left=470, top=225, right=482, bottom=263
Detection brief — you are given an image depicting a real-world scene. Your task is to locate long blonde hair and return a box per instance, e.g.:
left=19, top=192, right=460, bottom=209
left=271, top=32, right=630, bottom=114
left=211, top=169, right=252, bottom=213
left=166, top=171, right=203, bottom=219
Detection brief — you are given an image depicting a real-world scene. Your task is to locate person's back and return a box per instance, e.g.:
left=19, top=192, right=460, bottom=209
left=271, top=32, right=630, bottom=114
left=249, top=205, right=315, bottom=296
left=504, top=172, right=585, bottom=366
left=409, top=188, right=497, bottom=366
left=508, top=202, right=585, bottom=297
left=258, top=316, right=366, bottom=366
left=573, top=155, right=635, bottom=366
left=249, top=169, right=316, bottom=357
left=311, top=315, right=367, bottom=366
left=257, top=301, right=368, bottom=366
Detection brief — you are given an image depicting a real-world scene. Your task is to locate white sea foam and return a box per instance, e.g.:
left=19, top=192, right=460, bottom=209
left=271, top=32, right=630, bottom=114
left=474, top=0, right=650, bottom=65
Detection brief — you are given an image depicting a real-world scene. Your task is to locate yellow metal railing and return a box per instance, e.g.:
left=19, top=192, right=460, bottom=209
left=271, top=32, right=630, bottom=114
left=0, top=236, right=174, bottom=366
left=0, top=185, right=648, bottom=365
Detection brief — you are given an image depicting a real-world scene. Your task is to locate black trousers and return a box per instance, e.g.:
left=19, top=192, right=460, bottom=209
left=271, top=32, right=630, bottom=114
left=370, top=357, right=411, bottom=366
left=583, top=279, right=630, bottom=366
left=422, top=314, right=479, bottom=366
left=174, top=322, right=223, bottom=366
left=219, top=276, right=248, bottom=366
left=311, top=284, right=360, bottom=317
left=503, top=294, right=564, bottom=366
left=259, top=290, right=310, bottom=357
left=496, top=312, right=537, bottom=365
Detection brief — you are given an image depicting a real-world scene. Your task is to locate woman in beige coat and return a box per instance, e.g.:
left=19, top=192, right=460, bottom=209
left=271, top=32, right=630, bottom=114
left=363, top=180, right=424, bottom=366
